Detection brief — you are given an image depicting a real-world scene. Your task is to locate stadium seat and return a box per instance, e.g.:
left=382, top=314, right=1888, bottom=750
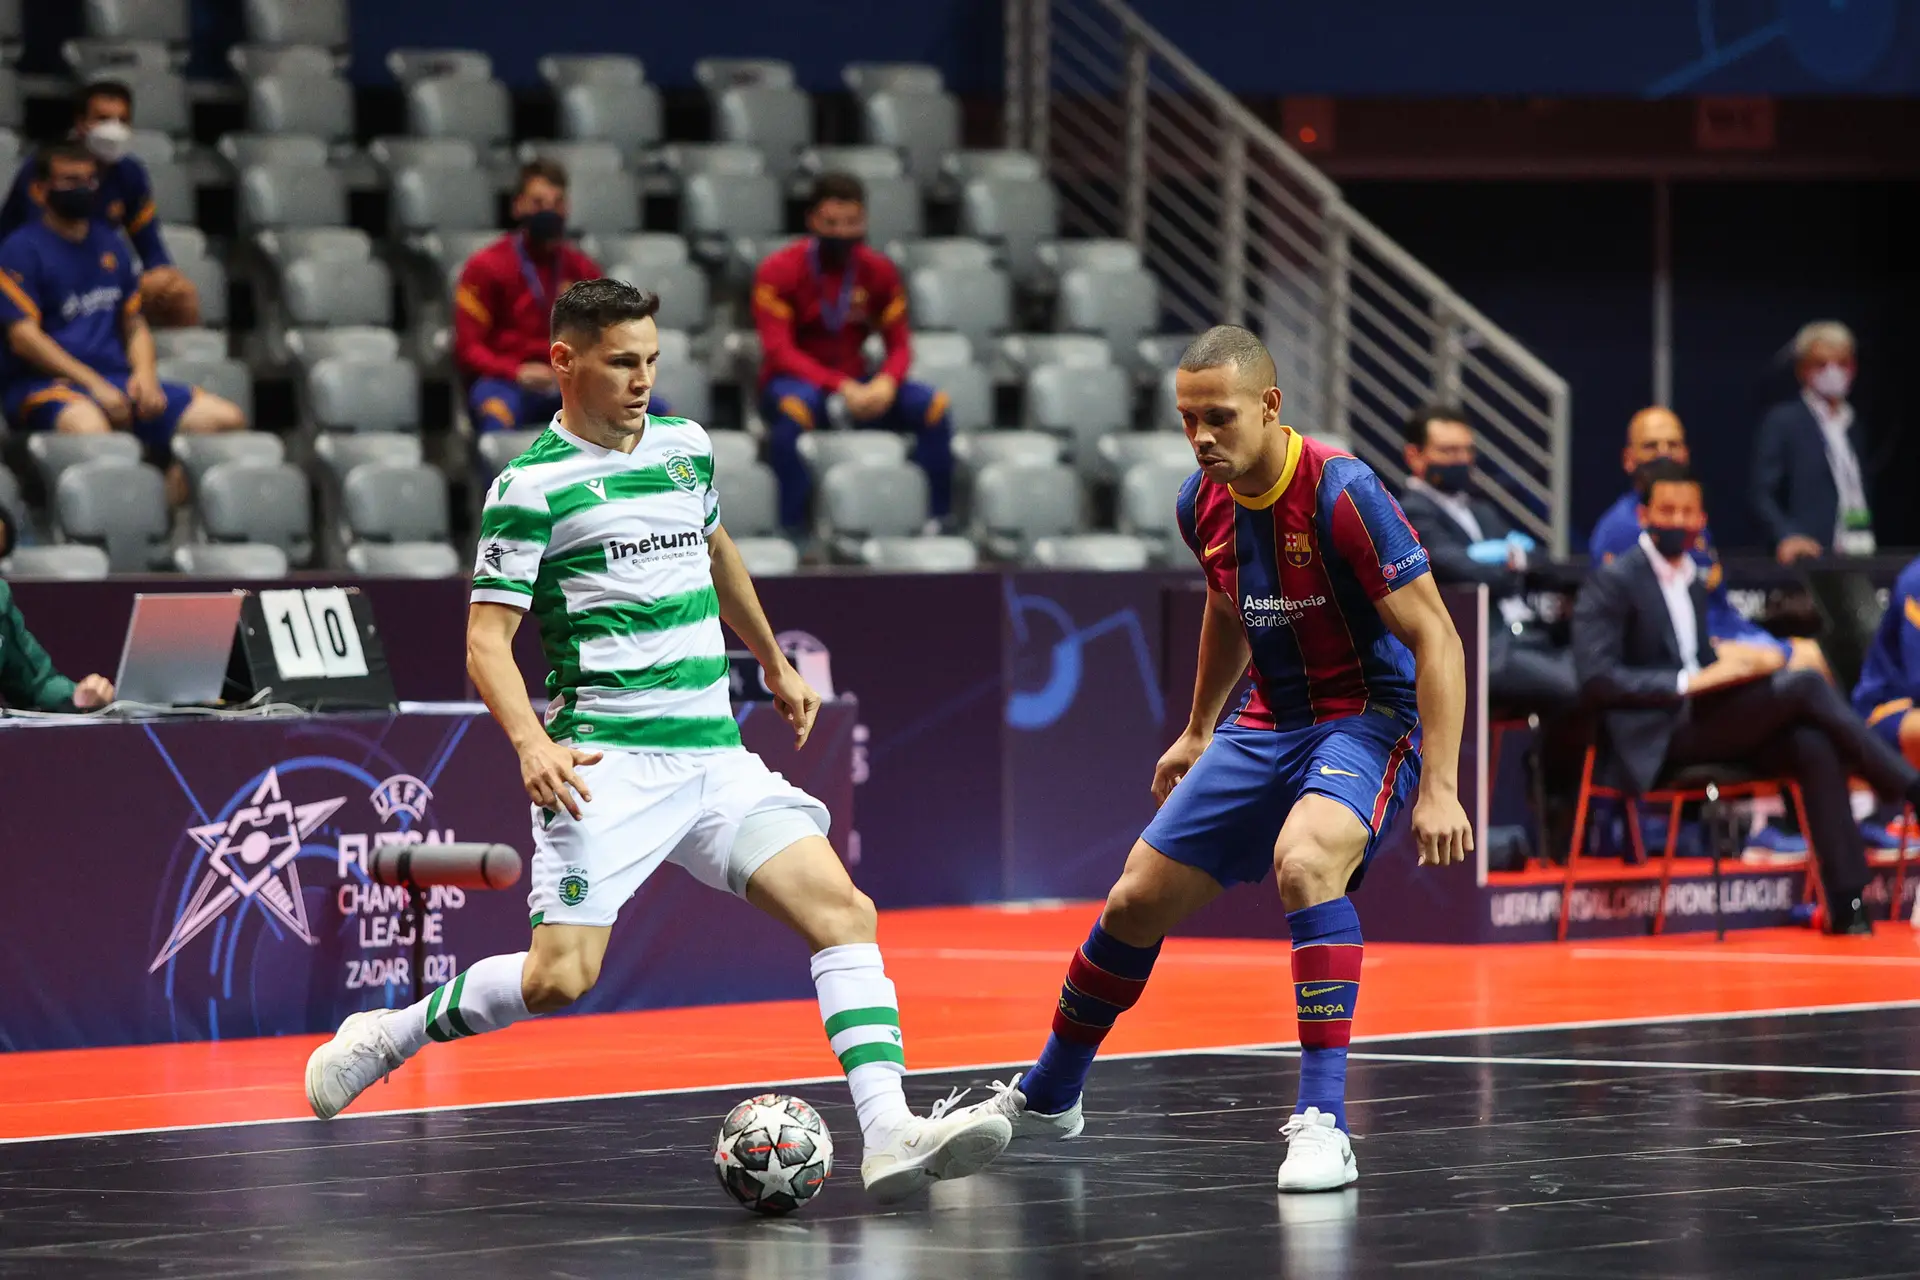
left=1119, top=460, right=1194, bottom=565
left=539, top=54, right=645, bottom=86
left=692, top=58, right=796, bottom=90
left=285, top=326, right=401, bottom=371
left=1056, top=266, right=1160, bottom=354
left=159, top=221, right=205, bottom=259
left=907, top=266, right=1012, bottom=353
left=94, top=66, right=190, bottom=136
left=612, top=257, right=709, bottom=333
left=1, top=545, right=110, bottom=580
left=817, top=461, right=928, bottom=561
left=798, top=146, right=904, bottom=181
left=26, top=433, right=140, bottom=488
left=1027, top=363, right=1132, bottom=472
left=371, top=136, right=479, bottom=175
left=151, top=326, right=225, bottom=362
left=54, top=460, right=169, bottom=572
left=858, top=536, right=978, bottom=573
left=907, top=331, right=974, bottom=367
left=960, top=176, right=1059, bottom=287
left=970, top=460, right=1082, bottom=561
left=862, top=89, right=960, bottom=188
left=1097, top=432, right=1195, bottom=478
left=255, top=226, right=371, bottom=267
left=173, top=542, right=290, bottom=579
left=682, top=173, right=782, bottom=260
left=1037, top=238, right=1143, bottom=278
left=218, top=132, right=328, bottom=172
left=656, top=143, right=767, bottom=177
left=307, top=357, right=421, bottom=434
left=856, top=174, right=924, bottom=247
left=842, top=63, right=945, bottom=97
left=952, top=430, right=1062, bottom=475
left=1029, top=533, right=1152, bottom=571
left=1152, top=368, right=1182, bottom=430
left=63, top=38, right=175, bottom=76
left=0, top=124, right=19, bottom=165
left=707, top=430, right=759, bottom=477
left=650, top=329, right=712, bottom=423
left=228, top=44, right=338, bottom=80
left=124, top=128, right=174, bottom=164
left=243, top=0, right=348, bottom=48
left=713, top=85, right=814, bottom=179
left=0, top=73, right=18, bottom=134
left=732, top=537, right=799, bottom=577
left=517, top=140, right=623, bottom=174
left=0, top=463, right=22, bottom=525
left=563, top=169, right=641, bottom=235
left=943, top=150, right=1045, bottom=184
left=145, top=158, right=192, bottom=224
left=84, top=0, right=188, bottom=44
left=345, top=542, right=461, bottom=578
left=894, top=237, right=996, bottom=275
left=554, top=78, right=663, bottom=161
left=343, top=463, right=450, bottom=544
left=156, top=356, right=254, bottom=423
left=391, top=165, right=494, bottom=236
left=173, top=431, right=285, bottom=492
left=238, top=163, right=346, bottom=231
left=406, top=76, right=511, bottom=151
left=313, top=432, right=423, bottom=483
left=387, top=48, right=493, bottom=84
left=910, top=357, right=992, bottom=434
left=245, top=72, right=353, bottom=139
left=475, top=429, right=541, bottom=483
left=1136, top=334, right=1192, bottom=380
left=173, top=254, right=228, bottom=327
left=999, top=332, right=1113, bottom=373
left=726, top=233, right=802, bottom=291
left=712, top=460, right=780, bottom=537
left=196, top=461, right=312, bottom=563
left=280, top=258, right=393, bottom=329
left=796, top=432, right=909, bottom=479
left=595, top=232, right=688, bottom=268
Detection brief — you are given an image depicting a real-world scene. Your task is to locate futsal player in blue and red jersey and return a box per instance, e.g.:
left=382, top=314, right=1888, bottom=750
left=963, top=325, right=1472, bottom=1191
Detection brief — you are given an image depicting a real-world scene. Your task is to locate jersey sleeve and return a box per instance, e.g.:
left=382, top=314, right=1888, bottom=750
left=1898, top=571, right=1920, bottom=699
left=120, top=159, right=169, bottom=269
left=472, top=467, right=551, bottom=608
left=0, top=239, right=42, bottom=328
left=696, top=433, right=721, bottom=534
left=1328, top=465, right=1430, bottom=600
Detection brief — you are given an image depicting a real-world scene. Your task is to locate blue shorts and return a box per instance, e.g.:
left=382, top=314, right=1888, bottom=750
left=468, top=378, right=563, bottom=433
left=1142, top=711, right=1422, bottom=892
left=4, top=374, right=196, bottom=456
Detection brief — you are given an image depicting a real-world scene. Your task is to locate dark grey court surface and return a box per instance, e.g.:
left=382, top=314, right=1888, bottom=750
left=5, top=1009, right=1920, bottom=1278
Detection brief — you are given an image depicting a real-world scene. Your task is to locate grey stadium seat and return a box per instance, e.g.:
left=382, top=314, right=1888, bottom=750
left=971, top=460, right=1083, bottom=562
left=0, top=72, right=17, bottom=133
left=798, top=145, right=903, bottom=181
left=84, top=0, right=189, bottom=43
left=174, top=254, right=228, bottom=327
left=857, top=174, right=923, bottom=247
left=307, top=357, right=421, bottom=433
left=54, top=460, right=169, bottom=572
left=156, top=356, right=253, bottom=423
left=1098, top=432, right=1195, bottom=477
left=1119, top=460, right=1194, bottom=564
left=539, top=55, right=645, bottom=86
left=370, top=136, right=477, bottom=174
left=152, top=326, right=225, bottom=361
left=727, top=233, right=801, bottom=291
left=282, top=258, right=392, bottom=328
left=475, top=429, right=540, bottom=483
left=286, top=326, right=401, bottom=369
left=64, top=39, right=174, bottom=76
left=1026, top=363, right=1132, bottom=472
left=556, top=79, right=663, bottom=158
left=713, top=85, right=813, bottom=178
left=612, top=257, right=709, bottom=333
left=1152, top=367, right=1182, bottom=430
left=387, top=49, right=492, bottom=84
left=894, top=237, right=996, bottom=275
left=1136, top=334, right=1193, bottom=379
left=391, top=165, right=494, bottom=234
left=1037, top=238, right=1142, bottom=277
left=682, top=172, right=782, bottom=252
left=858, top=536, right=978, bottom=573
left=910, top=356, right=992, bottom=434
left=343, top=463, right=450, bottom=543
left=174, top=542, right=290, bottom=579
left=595, top=232, right=688, bottom=269
left=999, top=332, right=1112, bottom=373
left=346, top=542, right=461, bottom=578
left=732, top=538, right=799, bottom=578
left=228, top=44, right=338, bottom=80
left=246, top=73, right=352, bottom=139
left=960, top=177, right=1059, bottom=286
left=239, top=163, right=346, bottom=230
left=817, top=462, right=927, bottom=560
left=0, top=462, right=20, bottom=524
left=2, top=545, right=110, bottom=580
left=406, top=77, right=510, bottom=148
left=255, top=226, right=370, bottom=266
left=706, top=430, right=759, bottom=478
left=712, top=460, right=780, bottom=538
left=944, top=150, right=1044, bottom=184
left=159, top=221, right=205, bottom=260
left=103, top=68, right=190, bottom=136
left=26, top=432, right=140, bottom=487
left=796, top=432, right=909, bottom=478
left=952, top=429, right=1061, bottom=476
left=564, top=169, right=640, bottom=235
left=314, top=431, right=423, bottom=483
left=218, top=132, right=328, bottom=171
left=693, top=58, right=795, bottom=90
left=1029, top=533, right=1152, bottom=571
left=843, top=63, right=944, bottom=97
left=197, top=461, right=313, bottom=563
left=907, top=330, right=974, bottom=367
left=125, top=128, right=174, bottom=164
left=173, top=431, right=284, bottom=491
left=1056, top=266, right=1160, bottom=354
left=146, top=158, right=192, bottom=223
left=863, top=89, right=960, bottom=187
left=0, top=126, right=19, bottom=167
left=518, top=140, right=623, bottom=174
left=244, top=0, right=348, bottom=48
left=649, top=329, right=711, bottom=424
left=907, top=266, right=1012, bottom=352
left=656, top=142, right=767, bottom=177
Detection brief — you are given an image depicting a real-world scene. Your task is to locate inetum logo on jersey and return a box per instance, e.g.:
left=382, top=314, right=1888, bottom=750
left=606, top=530, right=705, bottom=565
left=1241, top=593, right=1328, bottom=629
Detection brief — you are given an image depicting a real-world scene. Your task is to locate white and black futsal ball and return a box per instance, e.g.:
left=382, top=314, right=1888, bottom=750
left=713, top=1093, right=834, bottom=1214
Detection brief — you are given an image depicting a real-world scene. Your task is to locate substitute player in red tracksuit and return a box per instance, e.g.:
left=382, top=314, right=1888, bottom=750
left=753, top=172, right=953, bottom=531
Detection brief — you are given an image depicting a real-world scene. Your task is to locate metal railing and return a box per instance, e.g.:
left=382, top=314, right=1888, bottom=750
left=1006, top=0, right=1572, bottom=553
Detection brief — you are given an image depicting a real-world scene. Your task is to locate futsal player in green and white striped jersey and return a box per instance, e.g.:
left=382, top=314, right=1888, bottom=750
left=304, top=279, right=1010, bottom=1201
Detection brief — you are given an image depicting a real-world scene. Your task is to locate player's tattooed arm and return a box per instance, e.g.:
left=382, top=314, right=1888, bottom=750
left=466, top=601, right=600, bottom=818
left=1374, top=575, right=1474, bottom=867
left=708, top=525, right=821, bottom=748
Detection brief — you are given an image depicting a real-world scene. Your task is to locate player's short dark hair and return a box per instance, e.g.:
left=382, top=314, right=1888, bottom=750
left=1403, top=403, right=1469, bottom=447
left=35, top=142, right=98, bottom=182
left=1635, top=457, right=1699, bottom=501
left=1179, top=324, right=1277, bottom=390
left=77, top=79, right=133, bottom=118
left=551, top=278, right=660, bottom=343
left=809, top=172, right=865, bottom=209
left=517, top=158, right=569, bottom=195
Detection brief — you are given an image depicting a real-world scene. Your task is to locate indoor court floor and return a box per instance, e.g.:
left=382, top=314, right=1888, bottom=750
left=4, top=906, right=1919, bottom=1277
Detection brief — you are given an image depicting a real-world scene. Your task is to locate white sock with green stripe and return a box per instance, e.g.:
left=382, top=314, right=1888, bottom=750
left=812, top=942, right=912, bottom=1150
left=381, top=952, right=532, bottom=1058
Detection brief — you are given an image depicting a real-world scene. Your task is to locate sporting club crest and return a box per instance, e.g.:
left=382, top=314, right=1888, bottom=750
left=665, top=452, right=700, bottom=493
left=1284, top=531, right=1314, bottom=568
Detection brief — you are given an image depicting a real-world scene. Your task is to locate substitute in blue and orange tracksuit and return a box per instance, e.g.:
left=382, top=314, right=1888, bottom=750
left=753, top=172, right=952, bottom=531
left=1853, top=555, right=1920, bottom=766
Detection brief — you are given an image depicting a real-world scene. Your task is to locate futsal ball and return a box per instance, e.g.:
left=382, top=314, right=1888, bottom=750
left=713, top=1093, right=834, bottom=1215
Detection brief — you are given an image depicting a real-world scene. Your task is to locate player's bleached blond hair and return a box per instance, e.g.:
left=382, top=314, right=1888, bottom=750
left=1179, top=325, right=1277, bottom=391
left=1792, top=320, right=1855, bottom=361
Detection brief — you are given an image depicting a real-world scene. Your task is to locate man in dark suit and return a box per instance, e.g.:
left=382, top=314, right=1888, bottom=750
left=1398, top=404, right=1577, bottom=714
left=1574, top=460, right=1920, bottom=934
left=1751, top=321, right=1873, bottom=565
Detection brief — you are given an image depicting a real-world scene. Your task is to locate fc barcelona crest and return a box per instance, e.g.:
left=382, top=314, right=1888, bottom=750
left=1284, top=530, right=1313, bottom=568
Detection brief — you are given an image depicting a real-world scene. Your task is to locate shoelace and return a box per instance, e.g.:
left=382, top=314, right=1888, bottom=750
left=925, top=1086, right=973, bottom=1121
left=1280, top=1114, right=1333, bottom=1143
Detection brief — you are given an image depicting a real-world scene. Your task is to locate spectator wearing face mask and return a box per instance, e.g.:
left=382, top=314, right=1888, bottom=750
left=753, top=172, right=953, bottom=533
left=0, top=80, right=198, bottom=328
left=1752, top=320, right=1872, bottom=565
left=453, top=160, right=605, bottom=432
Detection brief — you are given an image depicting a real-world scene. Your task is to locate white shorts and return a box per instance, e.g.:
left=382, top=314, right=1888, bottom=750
left=527, top=747, right=830, bottom=928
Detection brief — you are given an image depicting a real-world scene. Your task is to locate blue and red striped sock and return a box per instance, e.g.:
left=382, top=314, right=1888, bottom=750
left=1288, top=896, right=1363, bottom=1132
left=1020, top=922, right=1161, bottom=1115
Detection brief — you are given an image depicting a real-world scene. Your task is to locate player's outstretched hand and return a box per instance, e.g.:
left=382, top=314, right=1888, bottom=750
left=1411, top=787, right=1473, bottom=867
left=766, top=663, right=822, bottom=749
left=521, top=738, right=601, bottom=821
left=1151, top=730, right=1210, bottom=806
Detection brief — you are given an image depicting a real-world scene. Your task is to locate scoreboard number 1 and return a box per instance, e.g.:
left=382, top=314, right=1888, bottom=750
left=259, top=588, right=370, bottom=682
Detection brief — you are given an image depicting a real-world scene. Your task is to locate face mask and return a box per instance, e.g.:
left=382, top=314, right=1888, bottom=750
left=1647, top=524, right=1694, bottom=560
left=1426, top=462, right=1472, bottom=494
left=815, top=234, right=860, bottom=270
left=1809, top=361, right=1852, bottom=400
left=44, top=185, right=96, bottom=221
left=520, top=208, right=566, bottom=246
left=84, top=120, right=132, bottom=165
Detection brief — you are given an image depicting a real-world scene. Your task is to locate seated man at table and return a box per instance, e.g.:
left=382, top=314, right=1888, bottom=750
left=0, top=145, right=245, bottom=496
left=753, top=172, right=953, bottom=532
left=1573, top=459, right=1920, bottom=934
left=0, top=576, right=113, bottom=712
left=1852, top=552, right=1920, bottom=768
left=1590, top=405, right=1825, bottom=674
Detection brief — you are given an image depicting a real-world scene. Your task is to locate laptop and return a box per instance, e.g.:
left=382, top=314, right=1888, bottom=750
left=113, top=592, right=247, bottom=709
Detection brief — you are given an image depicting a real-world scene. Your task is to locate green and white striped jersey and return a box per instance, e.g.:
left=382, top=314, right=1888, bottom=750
left=471, top=414, right=740, bottom=752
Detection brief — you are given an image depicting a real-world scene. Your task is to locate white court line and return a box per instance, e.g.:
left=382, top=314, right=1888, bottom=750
left=1246, top=1049, right=1920, bottom=1080
left=1572, top=947, right=1920, bottom=968
left=5, top=998, right=1917, bottom=1148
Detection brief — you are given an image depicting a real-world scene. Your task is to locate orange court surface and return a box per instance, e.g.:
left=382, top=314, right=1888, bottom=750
left=4, top=903, right=1917, bottom=1144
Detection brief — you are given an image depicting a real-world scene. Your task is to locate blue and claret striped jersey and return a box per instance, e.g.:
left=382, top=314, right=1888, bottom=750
left=1853, top=555, right=1920, bottom=731
left=1176, top=429, right=1431, bottom=732
left=0, top=218, right=141, bottom=382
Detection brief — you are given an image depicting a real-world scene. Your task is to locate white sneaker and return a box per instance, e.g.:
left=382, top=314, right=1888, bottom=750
left=1276, top=1107, right=1358, bottom=1192
left=959, top=1075, right=1085, bottom=1141
left=304, top=1010, right=403, bottom=1121
left=860, top=1089, right=1014, bottom=1203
